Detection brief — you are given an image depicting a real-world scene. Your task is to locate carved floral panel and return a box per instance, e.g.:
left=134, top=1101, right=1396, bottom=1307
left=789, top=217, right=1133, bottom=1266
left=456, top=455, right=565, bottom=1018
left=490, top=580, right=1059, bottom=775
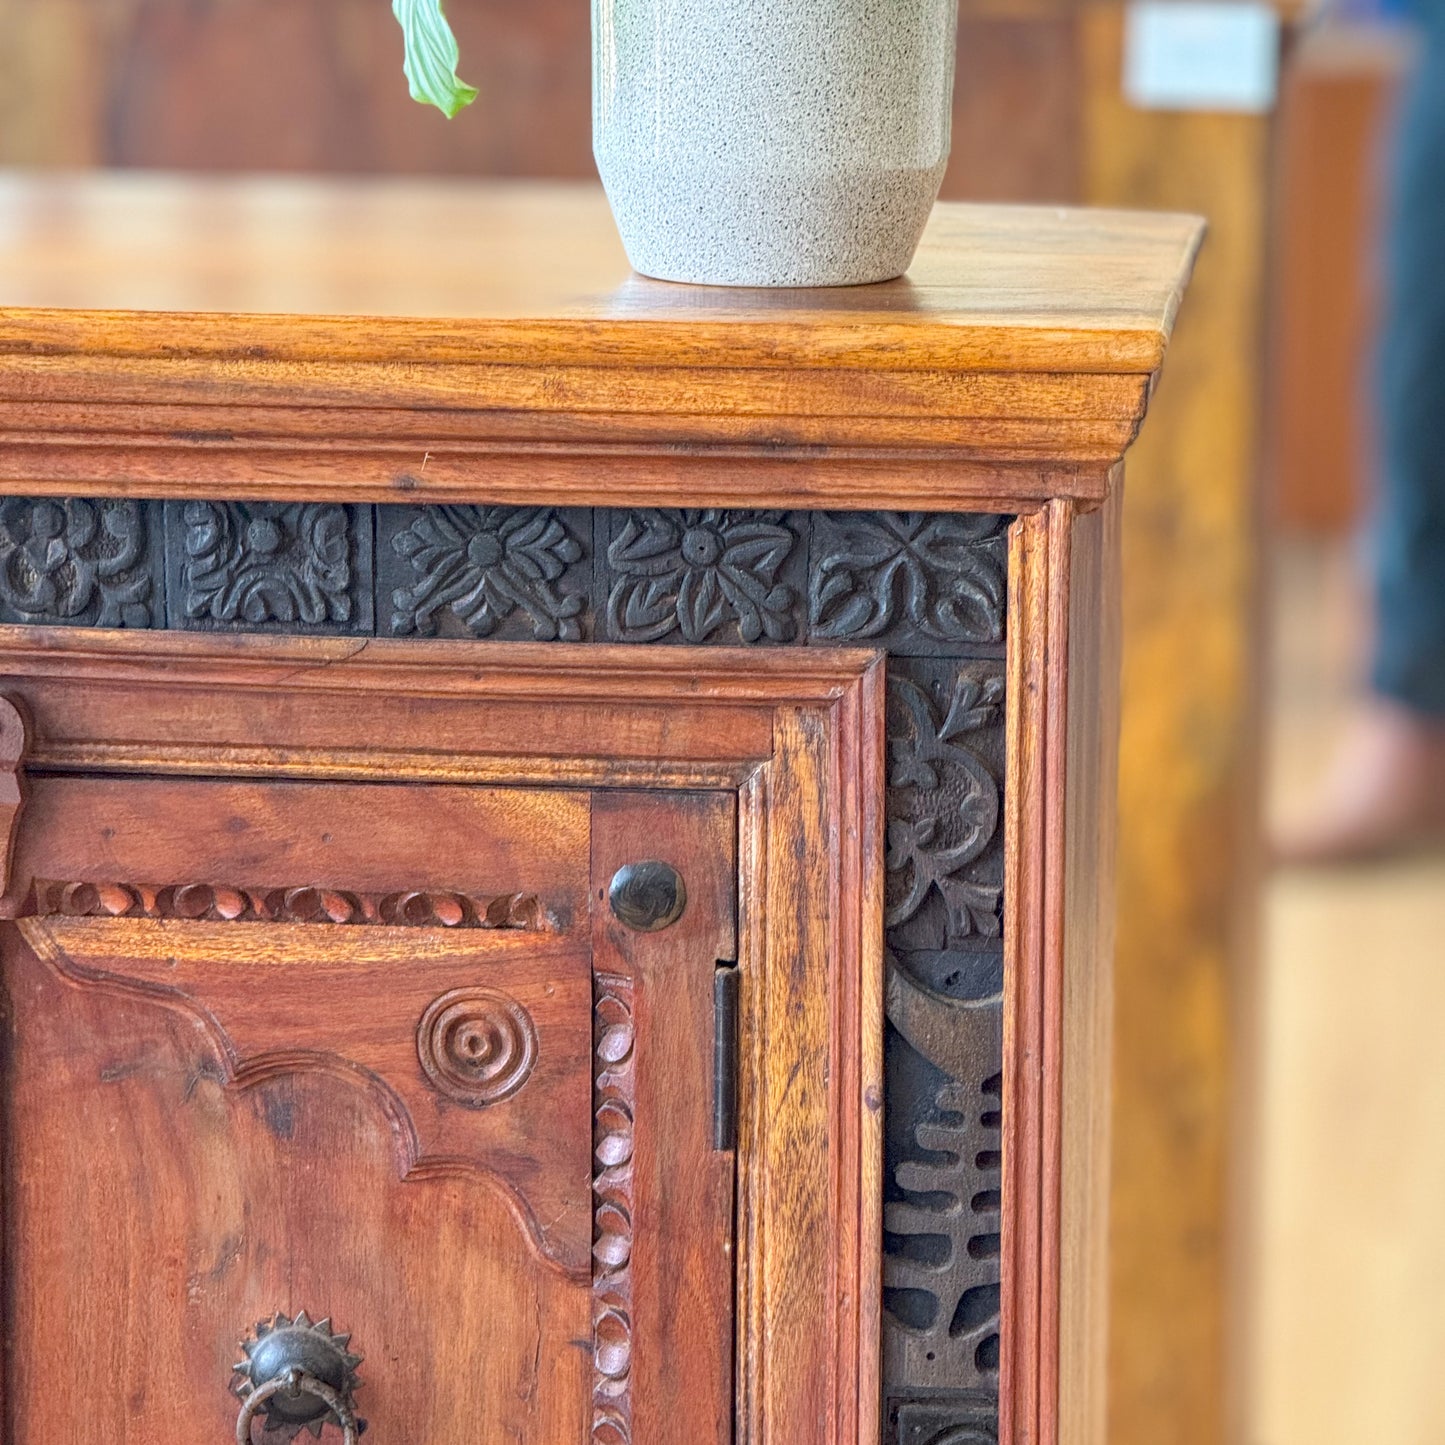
left=810, top=512, right=1008, bottom=655
left=380, top=505, right=592, bottom=641
left=599, top=509, right=808, bottom=645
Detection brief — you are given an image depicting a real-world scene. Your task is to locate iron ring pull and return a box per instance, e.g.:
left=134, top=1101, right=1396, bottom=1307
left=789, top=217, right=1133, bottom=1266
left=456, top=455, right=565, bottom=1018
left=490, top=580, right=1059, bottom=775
left=236, top=1369, right=361, bottom=1445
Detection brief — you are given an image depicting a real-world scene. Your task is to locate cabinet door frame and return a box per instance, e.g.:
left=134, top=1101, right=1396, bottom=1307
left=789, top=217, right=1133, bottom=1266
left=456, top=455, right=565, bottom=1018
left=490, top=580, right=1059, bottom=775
left=0, top=626, right=887, bottom=1445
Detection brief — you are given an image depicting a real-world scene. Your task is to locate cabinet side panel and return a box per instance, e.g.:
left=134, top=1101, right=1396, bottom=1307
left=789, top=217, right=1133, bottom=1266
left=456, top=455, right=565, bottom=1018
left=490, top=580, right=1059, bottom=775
left=1058, top=485, right=1122, bottom=1445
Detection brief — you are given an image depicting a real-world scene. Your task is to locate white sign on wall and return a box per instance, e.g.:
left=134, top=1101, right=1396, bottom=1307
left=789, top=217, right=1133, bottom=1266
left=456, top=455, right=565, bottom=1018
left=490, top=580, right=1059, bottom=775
left=1123, top=2, right=1282, bottom=113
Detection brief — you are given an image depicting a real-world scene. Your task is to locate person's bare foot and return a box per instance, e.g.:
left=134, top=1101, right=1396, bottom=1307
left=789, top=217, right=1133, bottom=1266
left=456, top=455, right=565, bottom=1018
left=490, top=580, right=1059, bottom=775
left=1273, top=697, right=1445, bottom=866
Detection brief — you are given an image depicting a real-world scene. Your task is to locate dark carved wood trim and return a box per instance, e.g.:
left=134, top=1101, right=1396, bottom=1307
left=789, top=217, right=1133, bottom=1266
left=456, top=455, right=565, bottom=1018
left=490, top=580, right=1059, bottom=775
left=29, top=879, right=554, bottom=931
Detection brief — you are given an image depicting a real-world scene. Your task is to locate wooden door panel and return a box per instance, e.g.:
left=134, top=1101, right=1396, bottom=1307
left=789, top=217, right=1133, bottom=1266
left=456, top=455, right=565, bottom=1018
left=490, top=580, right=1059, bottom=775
left=0, top=775, right=738, bottom=1444
left=3, top=932, right=592, bottom=1444
left=20, top=918, right=595, bottom=1269
left=0, top=635, right=886, bottom=1445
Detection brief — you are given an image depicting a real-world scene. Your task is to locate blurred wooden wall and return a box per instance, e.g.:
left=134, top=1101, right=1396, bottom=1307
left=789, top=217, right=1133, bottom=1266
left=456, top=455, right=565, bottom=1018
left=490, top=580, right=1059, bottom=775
left=0, top=3, right=1291, bottom=1443
left=0, top=0, right=591, bottom=175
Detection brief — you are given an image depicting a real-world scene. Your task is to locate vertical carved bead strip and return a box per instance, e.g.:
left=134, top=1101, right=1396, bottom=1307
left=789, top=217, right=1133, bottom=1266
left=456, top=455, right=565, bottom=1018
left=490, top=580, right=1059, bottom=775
left=593, top=975, right=636, bottom=1445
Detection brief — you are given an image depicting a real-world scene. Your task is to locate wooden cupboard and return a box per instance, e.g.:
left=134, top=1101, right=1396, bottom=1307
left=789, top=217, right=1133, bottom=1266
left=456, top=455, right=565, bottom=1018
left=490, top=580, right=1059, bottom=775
left=0, top=176, right=1200, bottom=1445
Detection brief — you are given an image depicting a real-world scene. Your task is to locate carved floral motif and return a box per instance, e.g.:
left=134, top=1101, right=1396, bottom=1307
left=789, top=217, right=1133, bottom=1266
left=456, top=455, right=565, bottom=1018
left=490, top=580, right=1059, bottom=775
left=810, top=512, right=1007, bottom=648
left=34, top=880, right=552, bottom=930
left=0, top=498, right=155, bottom=627
left=177, top=501, right=359, bottom=627
left=388, top=506, right=587, bottom=640
left=887, top=669, right=1005, bottom=946
left=593, top=975, right=636, bottom=1445
left=605, top=509, right=801, bottom=644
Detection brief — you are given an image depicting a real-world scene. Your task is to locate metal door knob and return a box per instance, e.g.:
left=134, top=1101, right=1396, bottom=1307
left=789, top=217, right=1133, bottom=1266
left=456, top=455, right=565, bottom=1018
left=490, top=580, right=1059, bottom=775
left=236, top=1370, right=360, bottom=1444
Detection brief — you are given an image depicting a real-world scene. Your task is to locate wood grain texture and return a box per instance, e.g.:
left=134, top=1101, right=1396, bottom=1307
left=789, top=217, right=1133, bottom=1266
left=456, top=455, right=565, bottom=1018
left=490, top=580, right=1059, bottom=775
left=4, top=924, right=596, bottom=1443
left=1057, top=483, right=1123, bottom=1445
left=0, top=174, right=1201, bottom=506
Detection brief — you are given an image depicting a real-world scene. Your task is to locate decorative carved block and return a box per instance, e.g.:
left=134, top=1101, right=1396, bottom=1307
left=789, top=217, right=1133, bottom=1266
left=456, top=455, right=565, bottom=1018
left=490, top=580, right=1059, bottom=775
left=166, top=501, right=372, bottom=633
left=599, top=509, right=806, bottom=645
left=32, top=880, right=552, bottom=931
left=883, top=962, right=1002, bottom=1395
left=0, top=498, right=160, bottom=627
left=417, top=986, right=539, bottom=1107
left=886, top=660, right=1006, bottom=954
left=891, top=1397, right=1000, bottom=1445
left=380, top=505, right=591, bottom=641
left=809, top=512, right=1007, bottom=655
left=593, top=974, right=636, bottom=1445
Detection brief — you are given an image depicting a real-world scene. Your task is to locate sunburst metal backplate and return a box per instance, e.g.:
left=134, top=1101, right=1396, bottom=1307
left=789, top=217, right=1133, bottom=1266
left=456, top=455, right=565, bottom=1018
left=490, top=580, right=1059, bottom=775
left=232, top=1311, right=364, bottom=1439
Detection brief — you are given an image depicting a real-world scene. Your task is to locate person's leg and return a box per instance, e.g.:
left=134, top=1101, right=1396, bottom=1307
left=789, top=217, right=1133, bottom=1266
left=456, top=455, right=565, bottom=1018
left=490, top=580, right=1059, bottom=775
left=1277, top=29, right=1445, bottom=863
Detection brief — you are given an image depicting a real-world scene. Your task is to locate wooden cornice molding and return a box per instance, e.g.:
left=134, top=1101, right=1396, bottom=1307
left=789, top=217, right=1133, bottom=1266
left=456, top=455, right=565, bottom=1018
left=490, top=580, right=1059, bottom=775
left=0, top=176, right=1204, bottom=509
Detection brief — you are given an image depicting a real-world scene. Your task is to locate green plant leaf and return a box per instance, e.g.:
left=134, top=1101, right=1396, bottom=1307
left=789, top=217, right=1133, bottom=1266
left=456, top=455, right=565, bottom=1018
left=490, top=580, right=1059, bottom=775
left=392, top=0, right=478, bottom=118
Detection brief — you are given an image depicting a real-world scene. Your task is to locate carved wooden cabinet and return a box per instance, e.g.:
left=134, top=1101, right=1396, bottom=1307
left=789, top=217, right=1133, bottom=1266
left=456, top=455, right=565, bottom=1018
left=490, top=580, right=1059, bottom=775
left=0, top=176, right=1200, bottom=1445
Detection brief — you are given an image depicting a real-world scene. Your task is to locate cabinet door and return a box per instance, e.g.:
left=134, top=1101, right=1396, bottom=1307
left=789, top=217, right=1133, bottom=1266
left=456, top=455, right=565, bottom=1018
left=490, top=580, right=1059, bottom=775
left=0, top=775, right=736, bottom=1445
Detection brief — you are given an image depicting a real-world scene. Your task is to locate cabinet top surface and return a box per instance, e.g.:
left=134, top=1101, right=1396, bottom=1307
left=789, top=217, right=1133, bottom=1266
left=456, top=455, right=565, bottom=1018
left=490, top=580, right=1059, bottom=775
left=0, top=172, right=1203, bottom=375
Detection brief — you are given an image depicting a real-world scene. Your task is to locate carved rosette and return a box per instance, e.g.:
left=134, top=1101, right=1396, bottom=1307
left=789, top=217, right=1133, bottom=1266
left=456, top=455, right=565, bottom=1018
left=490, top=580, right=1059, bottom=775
left=0, top=498, right=157, bottom=627
left=417, top=986, right=538, bottom=1107
left=171, top=501, right=370, bottom=632
left=33, top=880, right=552, bottom=931
left=592, top=975, right=636, bottom=1445
left=386, top=505, right=588, bottom=640
left=603, top=509, right=804, bottom=644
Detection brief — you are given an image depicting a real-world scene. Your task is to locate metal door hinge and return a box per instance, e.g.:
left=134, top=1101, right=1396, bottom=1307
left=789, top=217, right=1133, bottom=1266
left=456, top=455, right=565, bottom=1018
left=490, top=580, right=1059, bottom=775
left=713, top=963, right=739, bottom=1152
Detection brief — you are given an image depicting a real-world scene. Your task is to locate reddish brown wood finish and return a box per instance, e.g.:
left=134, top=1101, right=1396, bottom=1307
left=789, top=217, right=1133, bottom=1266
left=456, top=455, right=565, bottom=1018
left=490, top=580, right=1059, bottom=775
left=0, top=630, right=886, bottom=1445
left=0, top=176, right=1200, bottom=1445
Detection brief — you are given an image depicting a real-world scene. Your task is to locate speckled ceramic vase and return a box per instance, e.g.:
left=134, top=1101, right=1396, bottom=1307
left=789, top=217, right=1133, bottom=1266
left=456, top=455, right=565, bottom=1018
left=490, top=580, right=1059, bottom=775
left=592, top=0, right=957, bottom=287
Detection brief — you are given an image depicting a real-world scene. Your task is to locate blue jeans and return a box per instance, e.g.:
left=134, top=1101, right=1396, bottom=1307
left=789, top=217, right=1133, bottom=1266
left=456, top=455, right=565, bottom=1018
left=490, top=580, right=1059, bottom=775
left=1374, top=23, right=1445, bottom=714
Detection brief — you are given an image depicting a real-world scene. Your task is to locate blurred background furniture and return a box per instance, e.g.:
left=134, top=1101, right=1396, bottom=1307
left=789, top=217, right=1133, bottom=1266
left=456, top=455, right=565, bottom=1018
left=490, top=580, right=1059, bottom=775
left=1271, top=10, right=1412, bottom=533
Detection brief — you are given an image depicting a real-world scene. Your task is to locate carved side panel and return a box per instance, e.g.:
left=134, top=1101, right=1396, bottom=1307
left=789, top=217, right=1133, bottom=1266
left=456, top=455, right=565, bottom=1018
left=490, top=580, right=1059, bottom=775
left=47, top=498, right=1011, bottom=1439
left=593, top=974, right=636, bottom=1445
